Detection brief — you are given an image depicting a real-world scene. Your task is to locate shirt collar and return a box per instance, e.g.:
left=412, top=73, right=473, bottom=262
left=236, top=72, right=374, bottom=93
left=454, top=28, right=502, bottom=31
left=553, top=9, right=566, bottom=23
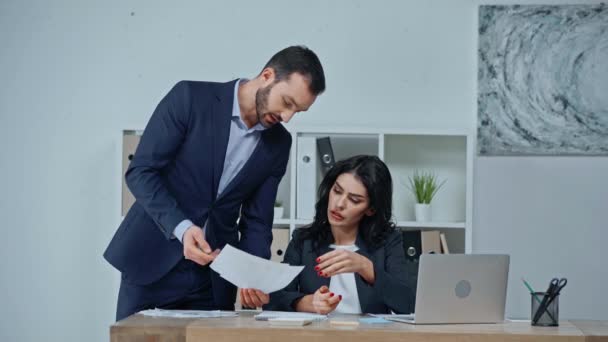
left=232, top=79, right=267, bottom=133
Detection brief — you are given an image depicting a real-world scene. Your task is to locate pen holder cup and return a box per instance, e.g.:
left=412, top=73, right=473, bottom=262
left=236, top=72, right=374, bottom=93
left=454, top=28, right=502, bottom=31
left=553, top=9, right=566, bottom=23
left=531, top=292, right=559, bottom=326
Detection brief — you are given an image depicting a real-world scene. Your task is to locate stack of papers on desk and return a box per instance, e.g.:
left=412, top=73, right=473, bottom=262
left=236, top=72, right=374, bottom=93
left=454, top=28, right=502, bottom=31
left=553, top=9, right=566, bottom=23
left=210, top=244, right=304, bottom=293
left=255, top=311, right=327, bottom=321
left=370, top=314, right=415, bottom=323
left=139, top=309, right=238, bottom=318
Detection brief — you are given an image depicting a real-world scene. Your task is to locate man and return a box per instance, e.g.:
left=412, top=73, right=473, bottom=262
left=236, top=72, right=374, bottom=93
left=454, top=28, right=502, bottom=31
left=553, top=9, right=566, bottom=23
left=104, top=46, right=325, bottom=320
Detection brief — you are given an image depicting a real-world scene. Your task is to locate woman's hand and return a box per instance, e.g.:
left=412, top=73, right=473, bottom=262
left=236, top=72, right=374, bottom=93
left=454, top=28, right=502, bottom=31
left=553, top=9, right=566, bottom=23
left=316, top=249, right=375, bottom=284
left=311, top=285, right=341, bottom=314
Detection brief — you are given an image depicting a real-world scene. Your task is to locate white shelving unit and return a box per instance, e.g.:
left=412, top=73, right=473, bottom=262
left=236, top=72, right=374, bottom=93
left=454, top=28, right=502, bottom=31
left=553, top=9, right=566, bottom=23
left=121, top=127, right=474, bottom=253
left=274, top=127, right=474, bottom=254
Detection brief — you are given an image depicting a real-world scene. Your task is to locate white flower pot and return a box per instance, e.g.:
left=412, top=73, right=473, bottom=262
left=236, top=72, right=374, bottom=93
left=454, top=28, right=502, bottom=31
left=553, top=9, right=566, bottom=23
left=274, top=207, right=284, bottom=220
left=415, top=203, right=432, bottom=222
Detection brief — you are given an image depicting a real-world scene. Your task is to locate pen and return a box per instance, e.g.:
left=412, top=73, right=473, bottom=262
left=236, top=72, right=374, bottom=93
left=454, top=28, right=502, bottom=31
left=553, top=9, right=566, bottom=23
left=521, top=277, right=542, bottom=304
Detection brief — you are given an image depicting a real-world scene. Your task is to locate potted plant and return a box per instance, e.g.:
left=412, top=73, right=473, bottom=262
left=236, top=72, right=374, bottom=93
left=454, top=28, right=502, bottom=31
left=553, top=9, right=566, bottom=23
left=273, top=200, right=284, bottom=220
left=407, top=170, right=446, bottom=222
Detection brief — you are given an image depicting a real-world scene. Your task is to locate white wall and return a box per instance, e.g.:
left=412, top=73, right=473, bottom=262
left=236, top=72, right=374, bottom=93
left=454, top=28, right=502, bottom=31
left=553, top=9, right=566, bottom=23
left=0, top=1, right=605, bottom=341
left=474, top=156, right=608, bottom=320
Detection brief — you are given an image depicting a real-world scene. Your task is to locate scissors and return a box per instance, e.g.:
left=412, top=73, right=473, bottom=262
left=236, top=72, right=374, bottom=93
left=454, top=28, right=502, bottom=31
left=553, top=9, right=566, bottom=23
left=548, top=278, right=568, bottom=296
left=532, top=277, right=567, bottom=324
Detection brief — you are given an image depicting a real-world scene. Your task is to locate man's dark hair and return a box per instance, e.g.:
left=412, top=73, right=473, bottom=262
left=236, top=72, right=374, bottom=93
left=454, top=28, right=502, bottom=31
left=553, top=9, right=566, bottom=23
left=263, top=45, right=325, bottom=95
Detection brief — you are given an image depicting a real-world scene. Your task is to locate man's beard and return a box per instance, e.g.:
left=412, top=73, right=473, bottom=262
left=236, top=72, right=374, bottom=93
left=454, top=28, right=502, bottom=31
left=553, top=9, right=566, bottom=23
left=255, top=82, right=275, bottom=128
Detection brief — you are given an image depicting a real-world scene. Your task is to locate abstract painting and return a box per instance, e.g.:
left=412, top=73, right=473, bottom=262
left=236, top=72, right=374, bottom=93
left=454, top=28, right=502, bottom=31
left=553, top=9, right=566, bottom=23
left=478, top=4, right=608, bottom=155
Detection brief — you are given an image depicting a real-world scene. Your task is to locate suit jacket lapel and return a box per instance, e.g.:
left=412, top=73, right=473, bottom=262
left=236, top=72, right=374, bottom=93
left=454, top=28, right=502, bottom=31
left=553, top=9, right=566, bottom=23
left=211, top=80, right=238, bottom=200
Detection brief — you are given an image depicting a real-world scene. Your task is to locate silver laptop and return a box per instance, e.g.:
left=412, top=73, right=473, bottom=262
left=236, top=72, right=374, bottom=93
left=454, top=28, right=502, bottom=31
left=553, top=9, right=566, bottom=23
left=385, top=254, right=509, bottom=324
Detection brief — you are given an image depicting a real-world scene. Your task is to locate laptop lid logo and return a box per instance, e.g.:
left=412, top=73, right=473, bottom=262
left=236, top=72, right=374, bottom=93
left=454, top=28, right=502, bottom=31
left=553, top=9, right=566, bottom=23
left=455, top=280, right=471, bottom=298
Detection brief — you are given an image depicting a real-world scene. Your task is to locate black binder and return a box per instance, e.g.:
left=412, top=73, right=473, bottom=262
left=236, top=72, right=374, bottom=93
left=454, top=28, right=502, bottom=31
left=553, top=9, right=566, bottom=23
left=401, top=230, right=442, bottom=311
left=402, top=231, right=422, bottom=311
left=316, top=137, right=335, bottom=174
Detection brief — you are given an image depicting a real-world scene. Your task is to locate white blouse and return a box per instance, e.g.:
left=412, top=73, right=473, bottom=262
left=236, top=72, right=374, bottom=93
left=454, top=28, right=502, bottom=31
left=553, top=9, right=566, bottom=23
left=328, top=244, right=362, bottom=314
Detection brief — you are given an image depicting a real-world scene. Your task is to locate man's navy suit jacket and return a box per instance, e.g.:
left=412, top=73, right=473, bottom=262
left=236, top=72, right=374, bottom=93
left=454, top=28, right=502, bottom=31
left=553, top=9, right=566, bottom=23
left=104, top=80, right=292, bottom=309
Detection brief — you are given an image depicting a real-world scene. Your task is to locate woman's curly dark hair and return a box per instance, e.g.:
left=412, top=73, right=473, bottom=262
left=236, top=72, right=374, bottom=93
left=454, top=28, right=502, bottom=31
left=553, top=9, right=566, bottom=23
left=296, top=155, right=396, bottom=251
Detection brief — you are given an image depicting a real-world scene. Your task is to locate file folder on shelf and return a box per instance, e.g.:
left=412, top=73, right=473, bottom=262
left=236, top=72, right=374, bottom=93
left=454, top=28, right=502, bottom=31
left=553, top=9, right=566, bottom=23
left=440, top=232, right=450, bottom=254
left=296, top=136, right=317, bottom=220
left=270, top=228, right=290, bottom=262
left=316, top=136, right=335, bottom=175
left=421, top=230, right=442, bottom=255
left=401, top=230, right=443, bottom=311
left=122, top=133, right=140, bottom=216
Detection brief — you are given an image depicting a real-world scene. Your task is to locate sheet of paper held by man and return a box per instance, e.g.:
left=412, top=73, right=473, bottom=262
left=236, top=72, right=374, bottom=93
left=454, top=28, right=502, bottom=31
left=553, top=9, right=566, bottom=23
left=210, top=244, right=304, bottom=293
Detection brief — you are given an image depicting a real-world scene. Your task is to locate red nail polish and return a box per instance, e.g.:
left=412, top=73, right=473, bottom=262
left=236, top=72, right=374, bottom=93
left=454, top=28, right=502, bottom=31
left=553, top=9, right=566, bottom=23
left=318, top=271, right=322, bottom=276
left=330, top=293, right=334, bottom=297
left=339, top=295, right=342, bottom=300
left=316, top=257, right=321, bottom=263
left=314, top=266, right=320, bottom=271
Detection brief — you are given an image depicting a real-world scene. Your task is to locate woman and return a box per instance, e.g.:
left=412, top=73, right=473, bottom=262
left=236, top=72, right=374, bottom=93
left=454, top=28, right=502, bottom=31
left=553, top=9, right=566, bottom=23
left=266, top=155, right=414, bottom=314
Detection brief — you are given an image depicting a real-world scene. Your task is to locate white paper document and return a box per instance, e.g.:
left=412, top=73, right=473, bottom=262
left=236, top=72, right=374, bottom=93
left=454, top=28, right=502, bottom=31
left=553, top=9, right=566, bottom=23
left=210, top=244, right=304, bottom=293
left=138, top=309, right=238, bottom=318
left=255, top=311, right=327, bottom=321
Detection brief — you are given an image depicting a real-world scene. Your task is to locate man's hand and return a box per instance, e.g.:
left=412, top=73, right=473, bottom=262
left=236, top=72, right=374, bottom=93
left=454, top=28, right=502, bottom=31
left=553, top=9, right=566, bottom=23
left=183, top=225, right=220, bottom=266
left=316, top=249, right=375, bottom=283
left=311, top=285, right=341, bottom=314
left=240, top=288, right=269, bottom=308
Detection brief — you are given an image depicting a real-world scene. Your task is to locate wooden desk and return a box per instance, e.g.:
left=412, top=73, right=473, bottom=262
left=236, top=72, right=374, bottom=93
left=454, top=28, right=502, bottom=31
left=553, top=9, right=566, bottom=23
left=111, top=312, right=608, bottom=342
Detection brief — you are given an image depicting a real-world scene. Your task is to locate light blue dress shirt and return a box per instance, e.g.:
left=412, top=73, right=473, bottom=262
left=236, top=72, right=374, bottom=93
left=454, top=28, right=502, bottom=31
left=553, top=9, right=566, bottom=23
left=173, top=79, right=267, bottom=242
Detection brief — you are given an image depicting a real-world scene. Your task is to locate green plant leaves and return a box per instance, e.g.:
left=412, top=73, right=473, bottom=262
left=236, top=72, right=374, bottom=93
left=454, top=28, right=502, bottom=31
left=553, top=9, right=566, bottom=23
left=407, top=170, right=446, bottom=204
